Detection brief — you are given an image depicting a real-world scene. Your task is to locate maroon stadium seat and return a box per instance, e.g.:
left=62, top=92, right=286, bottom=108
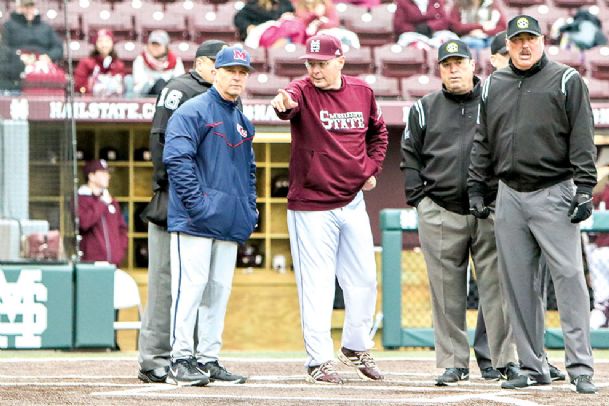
left=585, top=46, right=609, bottom=80
left=400, top=74, right=442, bottom=100
left=137, top=8, right=189, bottom=41
left=114, top=40, right=145, bottom=73
left=268, top=43, right=307, bottom=79
left=345, top=4, right=395, bottom=48
left=190, top=2, right=239, bottom=44
left=552, top=0, right=598, bottom=9
left=334, top=2, right=367, bottom=26
left=358, top=74, right=400, bottom=99
left=501, top=0, right=545, bottom=13
left=246, top=73, right=290, bottom=99
left=375, top=43, right=427, bottom=78
left=342, top=46, right=374, bottom=75
left=82, top=4, right=136, bottom=41
left=520, top=5, right=570, bottom=36
left=584, top=77, right=609, bottom=102
left=546, top=45, right=585, bottom=74
left=244, top=46, right=269, bottom=73
left=170, top=40, right=199, bottom=67
left=44, top=7, right=83, bottom=40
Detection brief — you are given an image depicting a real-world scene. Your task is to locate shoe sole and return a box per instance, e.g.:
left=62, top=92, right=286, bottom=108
left=305, top=375, right=343, bottom=385
left=166, top=376, right=209, bottom=387
left=436, top=375, right=469, bottom=386
left=337, top=350, right=382, bottom=381
left=551, top=375, right=566, bottom=382
left=208, top=377, right=247, bottom=384
left=137, top=371, right=167, bottom=384
left=570, top=383, right=597, bottom=394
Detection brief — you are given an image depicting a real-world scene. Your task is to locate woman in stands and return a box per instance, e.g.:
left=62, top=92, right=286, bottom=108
left=131, top=30, right=185, bottom=97
left=293, top=0, right=339, bottom=38
left=234, top=0, right=302, bottom=48
left=74, top=29, right=126, bottom=96
left=448, top=0, right=506, bottom=50
left=393, top=0, right=457, bottom=49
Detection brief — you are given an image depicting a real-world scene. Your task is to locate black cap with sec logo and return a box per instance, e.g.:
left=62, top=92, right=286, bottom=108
left=437, top=40, right=472, bottom=63
left=506, top=15, right=542, bottom=39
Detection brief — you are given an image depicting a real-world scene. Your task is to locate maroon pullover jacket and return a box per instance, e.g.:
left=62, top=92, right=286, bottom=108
left=276, top=75, right=388, bottom=211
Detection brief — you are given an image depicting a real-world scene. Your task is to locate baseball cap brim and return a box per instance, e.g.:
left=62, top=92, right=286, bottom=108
left=216, top=62, right=255, bottom=72
left=507, top=29, right=541, bottom=39
left=438, top=52, right=471, bottom=63
left=299, top=53, right=337, bottom=61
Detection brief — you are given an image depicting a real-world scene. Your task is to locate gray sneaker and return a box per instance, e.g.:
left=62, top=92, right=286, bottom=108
left=435, top=368, right=469, bottom=386
left=571, top=375, right=597, bottom=394
left=498, top=362, right=520, bottom=381
left=480, top=367, right=501, bottom=381
left=196, top=360, right=247, bottom=384
left=166, top=358, right=209, bottom=386
left=548, top=363, right=566, bottom=381
left=501, top=375, right=548, bottom=389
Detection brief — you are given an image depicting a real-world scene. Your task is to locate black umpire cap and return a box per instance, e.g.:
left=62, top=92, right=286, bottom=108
left=490, top=31, right=507, bottom=55
left=437, top=40, right=472, bottom=63
left=195, top=40, right=227, bottom=59
left=506, top=15, right=542, bottom=39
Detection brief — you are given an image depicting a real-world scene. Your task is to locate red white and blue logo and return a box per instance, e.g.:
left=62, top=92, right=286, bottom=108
left=237, top=124, right=248, bottom=138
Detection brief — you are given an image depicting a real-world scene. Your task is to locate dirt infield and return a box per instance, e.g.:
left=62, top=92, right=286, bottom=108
left=1, top=352, right=608, bottom=405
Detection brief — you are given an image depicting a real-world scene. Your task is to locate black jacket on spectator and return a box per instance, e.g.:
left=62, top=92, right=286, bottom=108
left=3, top=12, right=63, bottom=62
left=234, top=0, right=295, bottom=41
left=0, top=42, right=25, bottom=90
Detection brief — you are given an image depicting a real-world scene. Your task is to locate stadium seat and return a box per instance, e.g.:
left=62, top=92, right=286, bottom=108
left=82, top=5, right=136, bottom=41
left=44, top=7, right=83, bottom=40
left=586, top=46, right=609, bottom=80
left=375, top=43, right=427, bottom=78
left=358, top=74, right=400, bottom=99
left=65, top=39, right=94, bottom=66
left=244, top=46, right=269, bottom=72
left=546, top=45, right=585, bottom=74
left=345, top=4, right=395, bottom=48
left=501, top=0, right=545, bottom=13
left=552, top=0, right=598, bottom=9
left=334, top=2, right=367, bottom=26
left=170, top=40, right=199, bottom=66
left=268, top=43, right=307, bottom=78
left=584, top=77, right=609, bottom=101
left=342, top=46, right=374, bottom=75
left=246, top=72, right=290, bottom=99
left=137, top=8, right=189, bottom=42
left=400, top=74, right=442, bottom=100
left=190, top=2, right=239, bottom=44
left=114, top=40, right=145, bottom=73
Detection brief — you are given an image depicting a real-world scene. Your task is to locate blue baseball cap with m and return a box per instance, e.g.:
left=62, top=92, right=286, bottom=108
left=214, top=46, right=255, bottom=72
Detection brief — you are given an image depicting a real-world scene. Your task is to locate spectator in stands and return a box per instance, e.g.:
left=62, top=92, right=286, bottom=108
left=448, top=0, right=506, bottom=51
left=131, top=30, right=185, bottom=97
left=234, top=0, right=302, bottom=48
left=394, top=0, right=457, bottom=49
left=74, top=29, right=126, bottom=96
left=0, top=31, right=25, bottom=93
left=2, top=0, right=63, bottom=68
left=78, top=159, right=128, bottom=267
left=293, top=0, right=339, bottom=38
left=586, top=181, right=609, bottom=328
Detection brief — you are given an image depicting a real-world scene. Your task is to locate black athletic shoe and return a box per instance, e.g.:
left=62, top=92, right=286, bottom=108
left=480, top=367, right=502, bottom=381
left=196, top=360, right=247, bottom=384
left=166, top=358, right=210, bottom=386
left=138, top=366, right=168, bottom=383
left=498, top=362, right=520, bottom=381
left=435, top=368, right=469, bottom=386
left=570, top=375, right=597, bottom=394
left=549, top=363, right=566, bottom=381
left=501, top=375, right=547, bottom=389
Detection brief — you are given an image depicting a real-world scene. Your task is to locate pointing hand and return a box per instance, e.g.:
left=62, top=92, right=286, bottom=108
left=271, top=89, right=298, bottom=112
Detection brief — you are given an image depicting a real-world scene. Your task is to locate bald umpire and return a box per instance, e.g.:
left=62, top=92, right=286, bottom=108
left=468, top=15, right=597, bottom=394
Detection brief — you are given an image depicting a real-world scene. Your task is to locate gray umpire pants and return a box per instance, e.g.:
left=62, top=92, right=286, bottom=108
left=138, top=222, right=172, bottom=372
left=417, top=197, right=517, bottom=369
left=495, top=180, right=594, bottom=380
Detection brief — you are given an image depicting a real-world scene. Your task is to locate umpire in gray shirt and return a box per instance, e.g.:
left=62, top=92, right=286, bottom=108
left=468, top=15, right=597, bottom=394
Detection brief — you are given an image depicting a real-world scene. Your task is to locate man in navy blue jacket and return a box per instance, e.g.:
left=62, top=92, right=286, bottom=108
left=163, top=46, right=257, bottom=386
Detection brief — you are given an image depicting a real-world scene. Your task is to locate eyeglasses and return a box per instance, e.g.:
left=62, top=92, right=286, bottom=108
left=304, top=59, right=335, bottom=69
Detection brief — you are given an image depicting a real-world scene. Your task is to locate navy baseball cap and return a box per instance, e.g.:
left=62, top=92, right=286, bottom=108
left=214, top=46, right=254, bottom=72
left=438, top=40, right=472, bottom=63
left=507, top=15, right=542, bottom=39
left=490, top=31, right=507, bottom=55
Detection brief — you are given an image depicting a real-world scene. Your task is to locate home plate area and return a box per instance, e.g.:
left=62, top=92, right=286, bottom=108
left=2, top=357, right=608, bottom=405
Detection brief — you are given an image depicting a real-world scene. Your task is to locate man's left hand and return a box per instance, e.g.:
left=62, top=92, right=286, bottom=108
left=568, top=192, right=593, bottom=223
left=362, top=176, right=376, bottom=191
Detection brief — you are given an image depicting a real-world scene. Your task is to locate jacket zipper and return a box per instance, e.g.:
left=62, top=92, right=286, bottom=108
left=512, top=80, right=523, bottom=182
left=101, top=214, right=112, bottom=262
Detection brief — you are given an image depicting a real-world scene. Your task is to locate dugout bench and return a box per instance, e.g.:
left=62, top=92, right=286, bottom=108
left=380, top=208, right=609, bottom=350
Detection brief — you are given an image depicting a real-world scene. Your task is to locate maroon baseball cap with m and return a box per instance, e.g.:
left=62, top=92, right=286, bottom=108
left=299, top=34, right=343, bottom=61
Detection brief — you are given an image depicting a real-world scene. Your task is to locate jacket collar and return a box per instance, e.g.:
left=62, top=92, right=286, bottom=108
left=442, top=76, right=481, bottom=103
left=190, top=70, right=211, bottom=88
left=209, top=85, right=240, bottom=107
left=11, top=11, right=41, bottom=25
left=509, top=53, right=548, bottom=77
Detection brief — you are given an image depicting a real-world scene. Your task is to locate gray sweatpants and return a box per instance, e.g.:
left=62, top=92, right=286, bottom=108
left=170, top=232, right=237, bottom=362
left=138, top=222, right=172, bottom=371
left=417, top=197, right=517, bottom=369
left=495, top=180, right=594, bottom=380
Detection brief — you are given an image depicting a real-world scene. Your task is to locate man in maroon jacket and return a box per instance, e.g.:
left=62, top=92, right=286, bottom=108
left=271, top=34, right=388, bottom=385
left=77, top=159, right=128, bottom=266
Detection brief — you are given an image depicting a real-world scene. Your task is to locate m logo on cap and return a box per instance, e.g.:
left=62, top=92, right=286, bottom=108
left=517, top=17, right=529, bottom=29
left=446, top=42, right=459, bottom=53
left=310, top=40, right=321, bottom=53
left=233, top=49, right=247, bottom=61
